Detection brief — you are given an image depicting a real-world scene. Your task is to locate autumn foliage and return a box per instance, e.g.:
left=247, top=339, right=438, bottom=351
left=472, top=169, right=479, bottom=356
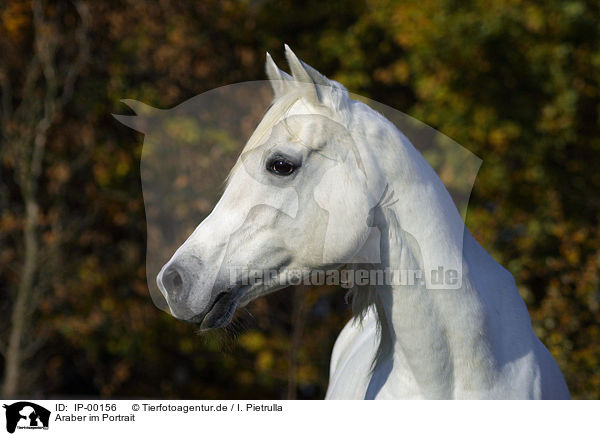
left=0, top=0, right=598, bottom=399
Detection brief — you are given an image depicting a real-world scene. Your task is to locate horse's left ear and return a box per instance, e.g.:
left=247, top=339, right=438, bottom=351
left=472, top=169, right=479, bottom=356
left=284, top=44, right=329, bottom=103
left=266, top=45, right=341, bottom=104
left=283, top=45, right=350, bottom=111
left=284, top=44, right=330, bottom=87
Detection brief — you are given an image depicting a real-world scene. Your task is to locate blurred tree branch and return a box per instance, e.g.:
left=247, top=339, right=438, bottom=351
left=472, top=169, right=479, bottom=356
left=0, top=0, right=90, bottom=398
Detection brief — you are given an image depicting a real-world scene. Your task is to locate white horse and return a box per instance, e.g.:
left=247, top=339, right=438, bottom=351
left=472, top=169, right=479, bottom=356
left=156, top=45, right=570, bottom=399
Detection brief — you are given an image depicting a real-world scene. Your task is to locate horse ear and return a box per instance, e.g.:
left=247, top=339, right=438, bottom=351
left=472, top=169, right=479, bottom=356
left=284, top=44, right=324, bottom=103
left=265, top=52, right=293, bottom=99
left=284, top=44, right=313, bottom=83
left=286, top=45, right=331, bottom=87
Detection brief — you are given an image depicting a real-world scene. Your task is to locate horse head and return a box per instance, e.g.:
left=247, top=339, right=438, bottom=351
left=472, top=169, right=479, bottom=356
left=155, top=46, right=385, bottom=328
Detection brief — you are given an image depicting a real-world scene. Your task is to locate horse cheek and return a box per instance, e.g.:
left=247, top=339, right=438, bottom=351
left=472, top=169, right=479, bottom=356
left=313, top=165, right=371, bottom=263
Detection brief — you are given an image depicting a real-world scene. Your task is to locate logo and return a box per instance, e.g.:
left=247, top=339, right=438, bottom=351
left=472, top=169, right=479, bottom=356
left=3, top=402, right=50, bottom=434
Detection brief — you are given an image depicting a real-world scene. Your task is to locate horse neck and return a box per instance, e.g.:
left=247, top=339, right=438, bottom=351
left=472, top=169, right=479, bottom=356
left=360, top=114, right=505, bottom=398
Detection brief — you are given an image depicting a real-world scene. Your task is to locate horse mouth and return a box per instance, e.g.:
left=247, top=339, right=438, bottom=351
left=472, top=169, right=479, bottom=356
left=190, top=287, right=247, bottom=331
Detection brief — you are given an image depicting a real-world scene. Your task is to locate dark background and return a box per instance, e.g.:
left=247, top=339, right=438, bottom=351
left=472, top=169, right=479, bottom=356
left=0, top=0, right=598, bottom=399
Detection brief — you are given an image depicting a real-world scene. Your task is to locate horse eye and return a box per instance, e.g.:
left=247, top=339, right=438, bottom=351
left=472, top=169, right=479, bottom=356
left=268, top=158, right=297, bottom=176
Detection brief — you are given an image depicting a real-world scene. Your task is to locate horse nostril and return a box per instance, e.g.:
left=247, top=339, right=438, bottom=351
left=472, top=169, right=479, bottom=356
left=164, top=266, right=184, bottom=295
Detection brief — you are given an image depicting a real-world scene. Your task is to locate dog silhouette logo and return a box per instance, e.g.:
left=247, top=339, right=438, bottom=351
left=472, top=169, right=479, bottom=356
left=2, top=402, right=50, bottom=433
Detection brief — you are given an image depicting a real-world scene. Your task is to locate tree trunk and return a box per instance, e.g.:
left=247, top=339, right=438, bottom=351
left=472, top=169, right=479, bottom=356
left=2, top=198, right=39, bottom=398
left=0, top=0, right=88, bottom=398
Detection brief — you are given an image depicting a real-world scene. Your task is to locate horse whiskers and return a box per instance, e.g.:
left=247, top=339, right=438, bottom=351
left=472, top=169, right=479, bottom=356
left=241, top=307, right=256, bottom=322
left=223, top=315, right=250, bottom=340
